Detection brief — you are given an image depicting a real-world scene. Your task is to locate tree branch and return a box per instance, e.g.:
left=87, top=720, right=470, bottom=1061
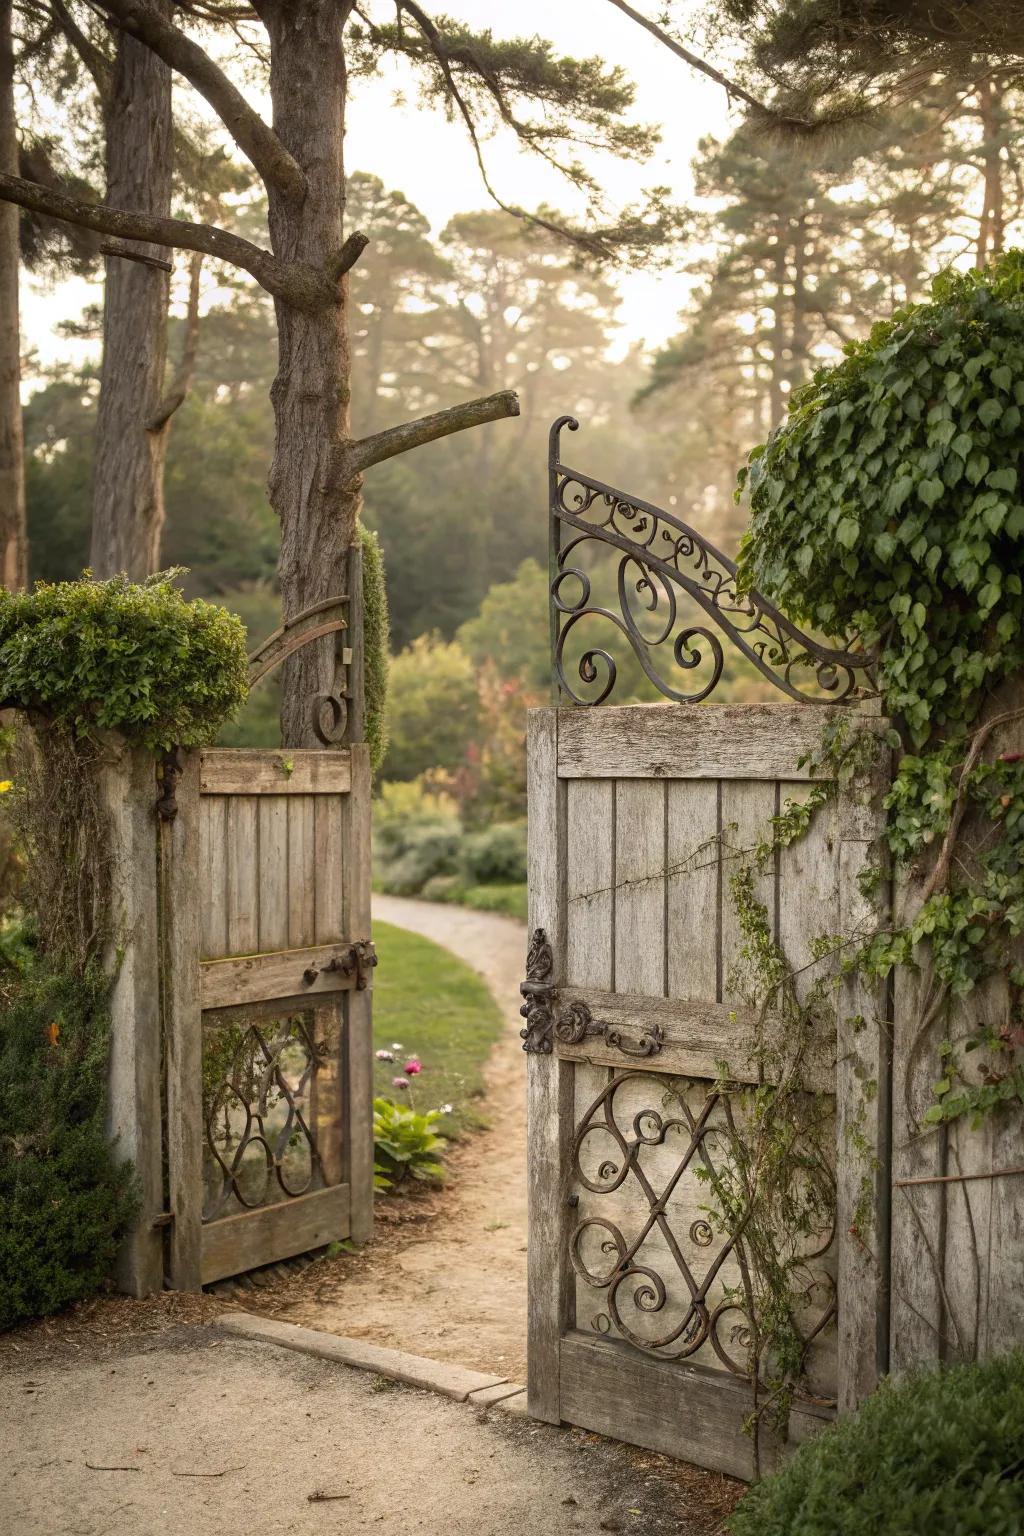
left=0, top=170, right=332, bottom=309
left=603, top=0, right=809, bottom=129
left=346, top=389, right=520, bottom=475
left=328, top=229, right=370, bottom=282
left=94, top=0, right=307, bottom=201
left=147, top=250, right=203, bottom=431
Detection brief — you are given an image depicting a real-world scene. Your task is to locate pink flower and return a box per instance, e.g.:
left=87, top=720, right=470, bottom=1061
left=404, top=1058, right=422, bottom=1076
left=392, top=1076, right=410, bottom=1090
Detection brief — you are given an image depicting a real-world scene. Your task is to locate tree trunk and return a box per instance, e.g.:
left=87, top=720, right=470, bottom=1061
left=768, top=242, right=787, bottom=429
left=261, top=0, right=359, bottom=748
left=0, top=0, right=26, bottom=590
left=90, top=2, right=173, bottom=579
left=977, top=79, right=1006, bottom=268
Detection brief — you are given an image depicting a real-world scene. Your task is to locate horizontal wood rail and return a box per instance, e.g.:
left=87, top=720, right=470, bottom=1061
left=199, top=748, right=351, bottom=796
left=201, top=1185, right=351, bottom=1284
left=201, top=941, right=372, bottom=1008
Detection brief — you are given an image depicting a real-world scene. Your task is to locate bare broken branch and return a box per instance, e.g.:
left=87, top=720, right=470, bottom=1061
left=147, top=250, right=203, bottom=431
left=0, top=172, right=334, bottom=310
left=94, top=0, right=307, bottom=201
left=346, top=389, right=520, bottom=475
left=327, top=229, right=370, bottom=282
left=100, top=239, right=173, bottom=272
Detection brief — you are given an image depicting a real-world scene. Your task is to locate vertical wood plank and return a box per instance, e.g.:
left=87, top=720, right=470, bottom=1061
left=226, top=795, right=259, bottom=956
left=164, top=750, right=203, bottom=1292
left=835, top=737, right=892, bottom=1410
left=199, top=794, right=228, bottom=960
left=342, top=744, right=373, bottom=1244
left=314, top=793, right=344, bottom=943
left=102, top=743, right=164, bottom=1296
left=614, top=778, right=666, bottom=997
left=566, top=779, right=613, bottom=990
left=984, top=1103, right=1024, bottom=1354
left=890, top=868, right=944, bottom=1375
left=720, top=780, right=777, bottom=1004
left=527, top=709, right=571, bottom=1424
left=666, top=779, right=719, bottom=1002
left=777, top=784, right=839, bottom=1008
left=258, top=795, right=289, bottom=953
left=287, top=795, right=316, bottom=949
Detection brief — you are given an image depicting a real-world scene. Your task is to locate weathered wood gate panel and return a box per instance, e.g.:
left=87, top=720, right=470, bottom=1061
left=525, top=703, right=891, bottom=1480
left=164, top=745, right=373, bottom=1289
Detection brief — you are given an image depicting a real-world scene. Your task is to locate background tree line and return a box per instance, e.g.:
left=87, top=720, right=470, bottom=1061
left=8, top=3, right=1024, bottom=805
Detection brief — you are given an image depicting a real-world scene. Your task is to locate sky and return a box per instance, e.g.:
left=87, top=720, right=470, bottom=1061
left=19, top=1, right=739, bottom=373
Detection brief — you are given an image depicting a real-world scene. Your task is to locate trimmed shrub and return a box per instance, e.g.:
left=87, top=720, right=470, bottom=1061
left=0, top=571, right=248, bottom=750
left=728, top=1351, right=1024, bottom=1536
left=375, top=820, right=461, bottom=896
left=460, top=822, right=527, bottom=885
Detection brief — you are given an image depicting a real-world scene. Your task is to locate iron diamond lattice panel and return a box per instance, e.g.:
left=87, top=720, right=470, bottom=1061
left=569, top=1067, right=838, bottom=1406
left=201, top=1001, right=344, bottom=1223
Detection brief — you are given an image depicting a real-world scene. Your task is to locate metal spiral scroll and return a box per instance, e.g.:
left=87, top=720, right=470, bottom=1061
left=568, top=1071, right=837, bottom=1399
left=548, top=415, right=878, bottom=707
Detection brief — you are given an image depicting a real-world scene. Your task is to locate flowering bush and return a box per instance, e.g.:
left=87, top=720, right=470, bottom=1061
left=372, top=1041, right=452, bottom=1192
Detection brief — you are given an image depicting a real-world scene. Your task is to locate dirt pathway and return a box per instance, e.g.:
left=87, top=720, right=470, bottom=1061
left=258, top=895, right=530, bottom=1382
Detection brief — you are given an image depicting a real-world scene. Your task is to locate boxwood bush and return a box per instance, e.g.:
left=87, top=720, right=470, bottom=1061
left=729, top=1351, right=1024, bottom=1536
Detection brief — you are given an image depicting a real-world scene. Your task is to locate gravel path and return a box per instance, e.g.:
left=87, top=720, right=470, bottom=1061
left=259, top=895, right=531, bottom=1382
left=1, top=1324, right=735, bottom=1536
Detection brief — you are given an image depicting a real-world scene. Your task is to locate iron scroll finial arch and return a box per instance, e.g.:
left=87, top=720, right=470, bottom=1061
left=547, top=414, right=878, bottom=707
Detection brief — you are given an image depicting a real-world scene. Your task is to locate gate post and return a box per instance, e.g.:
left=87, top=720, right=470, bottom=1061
left=100, top=740, right=164, bottom=1296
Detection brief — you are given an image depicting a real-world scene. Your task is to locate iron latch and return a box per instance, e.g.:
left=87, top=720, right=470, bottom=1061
left=302, top=939, right=378, bottom=991
left=519, top=928, right=663, bottom=1059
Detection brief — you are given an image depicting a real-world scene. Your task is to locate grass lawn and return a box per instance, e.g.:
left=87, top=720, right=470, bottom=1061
left=371, top=920, right=504, bottom=1137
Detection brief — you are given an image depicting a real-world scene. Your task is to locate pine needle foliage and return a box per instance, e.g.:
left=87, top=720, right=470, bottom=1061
left=0, top=962, right=138, bottom=1331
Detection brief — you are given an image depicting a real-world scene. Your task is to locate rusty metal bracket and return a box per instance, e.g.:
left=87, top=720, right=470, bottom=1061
left=302, top=939, right=378, bottom=992
left=520, top=928, right=555, bottom=1054
left=554, top=999, right=664, bottom=1059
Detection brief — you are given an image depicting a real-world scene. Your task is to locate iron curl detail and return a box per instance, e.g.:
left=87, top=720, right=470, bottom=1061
left=548, top=416, right=877, bottom=707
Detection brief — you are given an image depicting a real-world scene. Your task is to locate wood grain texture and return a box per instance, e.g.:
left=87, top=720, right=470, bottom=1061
left=566, top=778, right=613, bottom=990
left=835, top=747, right=892, bottom=1411
left=526, top=709, right=570, bottom=1423
left=666, top=779, right=719, bottom=1002
left=614, top=778, right=667, bottom=997
left=200, top=943, right=359, bottom=1009
left=314, top=793, right=344, bottom=943
left=226, top=794, right=259, bottom=956
left=559, top=1333, right=831, bottom=1482
left=553, top=988, right=834, bottom=1095
left=199, top=794, right=228, bottom=960
left=557, top=703, right=887, bottom=781
left=163, top=750, right=203, bottom=1291
left=720, top=780, right=777, bottom=1006
left=200, top=748, right=351, bottom=795
left=287, top=795, right=316, bottom=948
left=101, top=744, right=164, bottom=1296
left=200, top=1184, right=351, bottom=1284
left=257, top=795, right=289, bottom=953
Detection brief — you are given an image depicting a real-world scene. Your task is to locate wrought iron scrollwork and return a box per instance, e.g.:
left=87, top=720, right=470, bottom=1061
left=519, top=928, right=555, bottom=1053
left=555, top=999, right=664, bottom=1058
left=548, top=415, right=877, bottom=708
left=202, top=1010, right=327, bottom=1222
left=568, top=1070, right=837, bottom=1401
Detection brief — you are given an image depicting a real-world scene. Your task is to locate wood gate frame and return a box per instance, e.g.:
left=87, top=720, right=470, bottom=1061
left=525, top=419, right=893, bottom=1477
left=106, top=548, right=374, bottom=1294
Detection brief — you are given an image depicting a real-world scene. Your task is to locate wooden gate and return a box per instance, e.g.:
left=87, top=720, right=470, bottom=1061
left=162, top=744, right=374, bottom=1289
left=525, top=702, right=891, bottom=1479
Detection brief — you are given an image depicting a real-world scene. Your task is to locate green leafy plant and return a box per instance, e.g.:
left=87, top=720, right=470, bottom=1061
left=0, top=570, right=248, bottom=751
left=739, top=252, right=1024, bottom=745
left=727, top=1349, right=1024, bottom=1535
left=360, top=523, right=390, bottom=774
left=0, top=962, right=138, bottom=1330
left=372, top=1098, right=447, bottom=1188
